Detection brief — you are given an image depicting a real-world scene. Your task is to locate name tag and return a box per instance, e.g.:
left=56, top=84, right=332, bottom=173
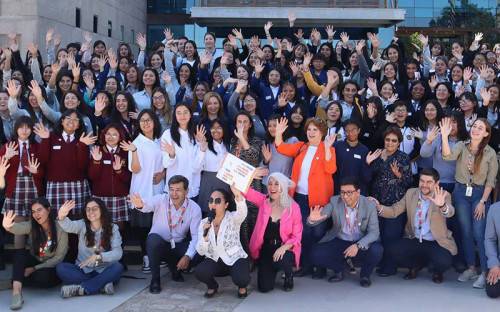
left=103, top=160, right=112, bottom=165
left=265, top=95, right=272, bottom=100
left=364, top=133, right=370, bottom=137
left=53, top=146, right=61, bottom=150
left=354, top=154, right=361, bottom=159
left=408, top=112, right=412, bottom=116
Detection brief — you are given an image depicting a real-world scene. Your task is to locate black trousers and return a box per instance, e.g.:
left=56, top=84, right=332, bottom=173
left=389, top=238, right=452, bottom=275
left=311, top=238, right=383, bottom=278
left=195, top=257, right=250, bottom=289
left=146, top=233, right=189, bottom=280
left=257, top=243, right=295, bottom=293
left=12, top=249, right=61, bottom=287
left=486, top=277, right=500, bottom=298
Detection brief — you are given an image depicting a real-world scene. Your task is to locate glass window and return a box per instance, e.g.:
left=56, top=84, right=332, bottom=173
left=147, top=0, right=189, bottom=14
left=398, top=0, right=415, bottom=7
left=414, top=0, right=433, bottom=7
left=415, top=8, right=433, bottom=18
left=108, top=21, right=112, bottom=38
left=93, top=15, right=98, bottom=33
left=75, top=8, right=81, bottom=28
left=147, top=25, right=185, bottom=48
left=121, top=25, right=125, bottom=41
left=131, top=30, right=135, bottom=44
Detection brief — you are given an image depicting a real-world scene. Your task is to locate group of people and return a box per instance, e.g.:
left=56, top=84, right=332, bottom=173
left=0, top=10, right=500, bottom=310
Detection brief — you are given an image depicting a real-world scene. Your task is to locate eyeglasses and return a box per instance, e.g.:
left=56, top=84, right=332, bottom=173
left=243, top=100, right=256, bottom=104
left=413, top=87, right=425, bottom=92
left=64, top=117, right=79, bottom=123
left=105, top=133, right=120, bottom=138
left=153, top=95, right=165, bottom=101
left=385, top=138, right=399, bottom=143
left=86, top=206, right=99, bottom=213
left=459, top=99, right=471, bottom=104
left=394, top=109, right=407, bottom=113
left=211, top=126, right=223, bottom=131
left=139, top=119, right=152, bottom=124
left=340, top=190, right=357, bottom=196
left=425, top=109, right=437, bottom=112
left=208, top=197, right=222, bottom=204
left=344, top=129, right=359, bottom=134
left=436, top=89, right=448, bottom=93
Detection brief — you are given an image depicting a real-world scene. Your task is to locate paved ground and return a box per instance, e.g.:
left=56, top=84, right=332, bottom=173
left=0, top=265, right=498, bottom=311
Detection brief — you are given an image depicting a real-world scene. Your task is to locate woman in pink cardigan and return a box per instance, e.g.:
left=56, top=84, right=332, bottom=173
left=244, top=172, right=303, bottom=293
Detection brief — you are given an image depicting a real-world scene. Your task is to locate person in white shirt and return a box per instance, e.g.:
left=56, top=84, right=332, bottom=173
left=128, top=175, right=202, bottom=294
left=195, top=185, right=250, bottom=299
left=120, top=109, right=165, bottom=274
left=194, top=118, right=231, bottom=215
left=161, top=103, right=201, bottom=199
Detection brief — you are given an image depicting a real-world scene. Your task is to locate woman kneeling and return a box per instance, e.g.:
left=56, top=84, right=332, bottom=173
left=195, top=185, right=251, bottom=298
left=56, top=198, right=123, bottom=298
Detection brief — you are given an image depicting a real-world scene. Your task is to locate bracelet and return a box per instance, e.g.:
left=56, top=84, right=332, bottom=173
left=132, top=148, right=137, bottom=152
left=73, top=81, right=79, bottom=84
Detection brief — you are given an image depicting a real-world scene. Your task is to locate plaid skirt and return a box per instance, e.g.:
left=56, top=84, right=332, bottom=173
left=94, top=196, right=129, bottom=223
left=2, top=173, right=39, bottom=216
left=46, top=180, right=91, bottom=215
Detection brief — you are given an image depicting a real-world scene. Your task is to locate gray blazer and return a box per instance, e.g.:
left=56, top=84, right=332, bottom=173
left=486, top=202, right=500, bottom=268
left=308, top=195, right=379, bottom=250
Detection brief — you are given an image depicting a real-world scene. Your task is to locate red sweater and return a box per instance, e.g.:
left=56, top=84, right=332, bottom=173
left=38, top=133, right=90, bottom=182
left=88, top=146, right=131, bottom=197
left=0, top=142, right=45, bottom=198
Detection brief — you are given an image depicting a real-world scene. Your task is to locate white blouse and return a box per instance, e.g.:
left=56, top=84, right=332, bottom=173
left=194, top=140, right=228, bottom=173
left=128, top=134, right=164, bottom=199
left=162, top=128, right=201, bottom=198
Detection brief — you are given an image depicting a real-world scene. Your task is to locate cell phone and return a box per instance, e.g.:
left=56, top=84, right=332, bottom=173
left=414, top=71, right=421, bottom=80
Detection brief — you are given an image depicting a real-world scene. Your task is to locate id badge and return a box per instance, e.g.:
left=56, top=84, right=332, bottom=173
left=466, top=186, right=473, bottom=197
left=170, top=239, right=176, bottom=249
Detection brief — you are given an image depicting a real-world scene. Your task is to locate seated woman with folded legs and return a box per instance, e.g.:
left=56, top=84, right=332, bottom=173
left=56, top=198, right=123, bottom=298
left=2, top=197, right=68, bottom=310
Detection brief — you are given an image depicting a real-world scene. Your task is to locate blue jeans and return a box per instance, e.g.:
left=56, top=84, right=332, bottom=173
left=453, top=183, right=490, bottom=272
left=56, top=262, right=123, bottom=295
left=378, top=213, right=406, bottom=274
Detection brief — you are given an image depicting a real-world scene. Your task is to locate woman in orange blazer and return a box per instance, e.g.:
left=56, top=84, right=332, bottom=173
left=274, top=117, right=336, bottom=277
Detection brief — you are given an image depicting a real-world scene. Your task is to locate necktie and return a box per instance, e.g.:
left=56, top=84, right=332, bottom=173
left=110, top=148, right=115, bottom=155
left=21, top=142, right=29, bottom=174
left=66, top=135, right=71, bottom=143
left=453, top=83, right=458, bottom=91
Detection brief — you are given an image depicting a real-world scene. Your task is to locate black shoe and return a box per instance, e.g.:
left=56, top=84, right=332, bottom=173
left=328, top=272, right=343, bottom=283
left=311, top=267, right=327, bottom=280
left=204, top=283, right=219, bottom=299
left=283, top=276, right=294, bottom=292
left=293, top=266, right=313, bottom=277
left=360, top=277, right=372, bottom=288
left=149, top=279, right=161, bottom=294
left=346, top=259, right=357, bottom=275
left=237, top=288, right=248, bottom=299
left=171, top=270, right=184, bottom=282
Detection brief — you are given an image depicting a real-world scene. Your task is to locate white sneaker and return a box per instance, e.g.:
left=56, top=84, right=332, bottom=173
left=142, top=255, right=151, bottom=274
left=473, top=274, right=487, bottom=289
left=61, top=285, right=84, bottom=298
left=100, top=282, right=114, bottom=295
left=457, top=269, right=478, bottom=282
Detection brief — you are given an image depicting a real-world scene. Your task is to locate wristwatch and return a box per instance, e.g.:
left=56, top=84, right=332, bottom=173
left=356, top=243, right=364, bottom=251
left=479, top=199, right=487, bottom=204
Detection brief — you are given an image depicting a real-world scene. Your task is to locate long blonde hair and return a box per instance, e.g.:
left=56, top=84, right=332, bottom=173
left=266, top=172, right=295, bottom=218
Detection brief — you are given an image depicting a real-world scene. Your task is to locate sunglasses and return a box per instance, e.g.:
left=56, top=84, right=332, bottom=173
left=208, top=197, right=222, bottom=204
left=385, top=138, right=399, bottom=143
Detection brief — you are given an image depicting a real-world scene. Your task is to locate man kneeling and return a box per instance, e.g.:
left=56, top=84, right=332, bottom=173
left=308, top=177, right=382, bottom=287
left=369, top=168, right=456, bottom=283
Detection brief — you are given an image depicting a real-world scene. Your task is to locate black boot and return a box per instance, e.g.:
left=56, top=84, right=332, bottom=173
left=0, top=245, right=5, bottom=271
left=283, top=276, right=294, bottom=292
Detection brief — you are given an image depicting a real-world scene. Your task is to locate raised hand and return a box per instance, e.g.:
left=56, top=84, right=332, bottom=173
left=411, top=127, right=424, bottom=140
left=366, top=149, right=382, bottom=165
left=294, top=29, right=304, bottom=41
left=163, top=28, right=174, bottom=41
left=426, top=126, right=440, bottom=143
left=90, top=145, right=102, bottom=161
left=112, top=155, right=122, bottom=171
left=58, top=200, right=75, bottom=220
left=235, top=79, right=248, bottom=93
left=71, top=62, right=81, bottom=80
left=161, top=139, right=176, bottom=157
left=277, top=92, right=287, bottom=108
left=390, top=161, right=402, bottom=179
left=474, top=32, right=483, bottom=42
left=4, top=141, right=19, bottom=160
left=83, top=31, right=92, bottom=43
left=385, top=112, right=397, bottom=124
left=264, top=21, right=273, bottom=33
left=67, top=51, right=76, bottom=69
left=153, top=171, right=165, bottom=185
left=83, top=75, right=95, bottom=91
left=418, top=34, right=429, bottom=47
left=371, top=61, right=382, bottom=72
left=127, top=192, right=145, bottom=209
left=425, top=55, right=436, bottom=70
left=25, top=157, right=40, bottom=175
left=288, top=10, right=296, bottom=26
left=367, top=102, right=377, bottom=119
left=262, top=144, right=272, bottom=164
left=0, top=156, right=10, bottom=178
left=232, top=28, right=244, bottom=41
left=366, top=77, right=377, bottom=93
left=254, top=166, right=269, bottom=180
left=479, top=87, right=491, bottom=106
left=230, top=182, right=242, bottom=201
left=289, top=61, right=299, bottom=77
left=275, top=117, right=288, bottom=136
left=355, top=40, right=366, bottom=55
left=34, top=123, right=50, bottom=139
left=2, top=210, right=16, bottom=231
left=46, top=29, right=55, bottom=45
left=79, top=132, right=97, bottom=146
left=439, top=117, right=452, bottom=137
left=120, top=141, right=136, bottom=152
left=325, top=25, right=336, bottom=39
left=27, top=42, right=38, bottom=58
left=5, top=79, right=21, bottom=99
left=254, top=59, right=265, bottom=75
left=388, top=94, right=399, bottom=105
left=129, top=109, right=139, bottom=120
left=429, top=185, right=446, bottom=207
left=368, top=32, right=382, bottom=48
left=340, top=32, right=349, bottom=45
left=195, top=125, right=207, bottom=143
left=324, top=133, right=336, bottom=148
left=428, top=75, right=438, bottom=90
left=303, top=52, right=313, bottom=68
left=200, top=52, right=213, bottom=66
left=253, top=47, right=265, bottom=60
left=309, top=205, right=327, bottom=222
left=233, top=124, right=246, bottom=141
left=463, top=66, right=473, bottom=83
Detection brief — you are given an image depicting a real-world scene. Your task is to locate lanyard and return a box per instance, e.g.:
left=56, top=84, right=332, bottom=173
left=416, top=198, right=429, bottom=229
left=93, top=239, right=103, bottom=254
left=168, top=198, right=188, bottom=234
left=344, top=207, right=359, bottom=235
left=39, top=232, right=52, bottom=258
left=234, top=139, right=247, bottom=158
left=121, top=120, right=135, bottom=139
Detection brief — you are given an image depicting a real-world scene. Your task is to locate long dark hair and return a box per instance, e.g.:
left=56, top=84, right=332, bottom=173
left=61, top=90, right=88, bottom=116
left=138, top=68, right=161, bottom=92
left=30, top=198, right=58, bottom=254
left=138, top=109, right=162, bottom=140
left=171, top=102, right=196, bottom=146
left=212, top=188, right=236, bottom=212
left=470, top=118, right=492, bottom=175
left=207, top=118, right=230, bottom=155
left=233, top=111, right=255, bottom=140
left=449, top=111, right=468, bottom=141
left=265, top=113, right=293, bottom=144
left=111, top=91, right=137, bottom=123
left=177, top=63, right=197, bottom=90
left=12, top=116, right=36, bottom=144
left=82, top=198, right=113, bottom=251
left=420, top=99, right=444, bottom=131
